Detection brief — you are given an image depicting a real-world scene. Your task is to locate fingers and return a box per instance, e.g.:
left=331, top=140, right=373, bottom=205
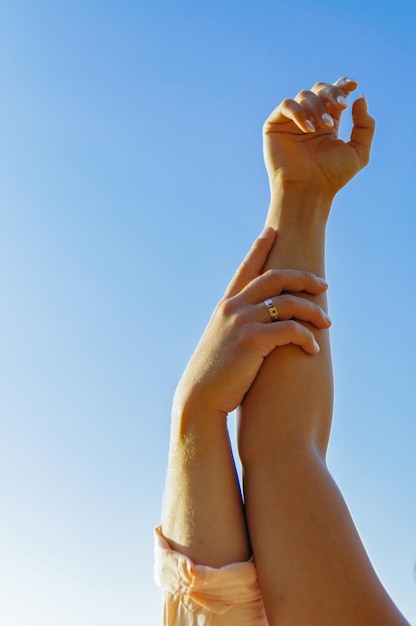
left=222, top=267, right=331, bottom=357
left=265, top=98, right=315, bottom=134
left=310, top=77, right=357, bottom=121
left=258, top=321, right=321, bottom=355
left=264, top=76, right=359, bottom=134
left=241, top=268, right=328, bottom=302
left=348, top=96, right=376, bottom=167
left=224, top=227, right=276, bottom=298
left=292, top=89, right=337, bottom=132
left=260, top=294, right=331, bottom=329
left=294, top=77, right=358, bottom=131
left=333, top=76, right=358, bottom=95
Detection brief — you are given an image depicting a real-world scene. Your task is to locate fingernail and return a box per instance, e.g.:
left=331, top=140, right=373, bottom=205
left=258, top=226, right=273, bottom=238
left=325, top=313, right=332, bottom=324
left=322, top=113, right=334, bottom=127
left=343, top=77, right=357, bottom=83
left=360, top=94, right=368, bottom=111
left=317, top=277, right=328, bottom=286
left=313, top=338, right=320, bottom=352
left=305, top=119, right=316, bottom=133
left=336, top=95, right=348, bottom=107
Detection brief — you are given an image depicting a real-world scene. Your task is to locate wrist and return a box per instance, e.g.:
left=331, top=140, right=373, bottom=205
left=172, top=386, right=228, bottom=436
left=264, top=183, right=333, bottom=275
left=268, top=182, right=335, bottom=225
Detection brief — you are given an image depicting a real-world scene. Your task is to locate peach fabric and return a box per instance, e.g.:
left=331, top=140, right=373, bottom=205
left=154, top=526, right=267, bottom=625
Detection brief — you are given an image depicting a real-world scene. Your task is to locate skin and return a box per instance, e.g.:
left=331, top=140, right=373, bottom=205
left=160, top=77, right=409, bottom=625
left=239, top=78, right=409, bottom=625
left=162, top=236, right=330, bottom=567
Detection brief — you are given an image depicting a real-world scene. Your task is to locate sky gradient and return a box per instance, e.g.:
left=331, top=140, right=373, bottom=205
left=0, top=1, right=415, bottom=624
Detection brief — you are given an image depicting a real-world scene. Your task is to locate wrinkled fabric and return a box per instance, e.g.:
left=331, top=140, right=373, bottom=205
left=154, top=526, right=268, bottom=626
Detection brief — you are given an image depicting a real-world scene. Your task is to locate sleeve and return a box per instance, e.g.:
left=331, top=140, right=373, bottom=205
left=154, top=526, right=267, bottom=626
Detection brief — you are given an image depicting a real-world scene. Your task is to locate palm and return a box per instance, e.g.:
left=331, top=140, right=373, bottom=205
left=264, top=122, right=362, bottom=196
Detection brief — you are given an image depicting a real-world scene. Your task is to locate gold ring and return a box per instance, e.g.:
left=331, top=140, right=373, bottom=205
left=264, top=298, right=279, bottom=322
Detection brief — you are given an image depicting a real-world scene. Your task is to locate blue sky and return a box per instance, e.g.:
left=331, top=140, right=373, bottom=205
left=0, top=1, right=415, bottom=624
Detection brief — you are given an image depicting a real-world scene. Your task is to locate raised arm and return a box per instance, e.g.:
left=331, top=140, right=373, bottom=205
left=238, top=78, right=409, bottom=626
left=159, top=230, right=330, bottom=624
left=161, top=229, right=330, bottom=564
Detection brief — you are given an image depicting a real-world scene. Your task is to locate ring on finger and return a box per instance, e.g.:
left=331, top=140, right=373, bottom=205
left=264, top=298, right=280, bottom=322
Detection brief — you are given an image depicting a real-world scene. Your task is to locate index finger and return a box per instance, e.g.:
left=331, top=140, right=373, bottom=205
left=240, top=268, right=328, bottom=303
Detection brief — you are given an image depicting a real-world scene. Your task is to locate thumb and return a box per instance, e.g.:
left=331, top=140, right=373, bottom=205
left=348, top=96, right=376, bottom=168
left=224, top=227, right=276, bottom=298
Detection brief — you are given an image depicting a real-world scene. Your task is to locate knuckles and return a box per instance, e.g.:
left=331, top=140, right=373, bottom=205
left=312, top=81, right=328, bottom=91
left=277, top=293, right=299, bottom=311
left=276, top=319, right=304, bottom=343
left=280, top=97, right=295, bottom=109
left=261, top=268, right=318, bottom=291
left=296, top=89, right=315, bottom=101
left=261, top=268, right=283, bottom=283
left=216, top=296, right=249, bottom=328
left=297, top=269, right=316, bottom=284
left=216, top=298, right=261, bottom=348
left=216, top=297, right=238, bottom=319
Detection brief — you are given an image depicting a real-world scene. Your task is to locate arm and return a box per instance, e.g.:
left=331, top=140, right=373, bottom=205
left=161, top=229, right=330, bottom=568
left=238, top=78, right=409, bottom=625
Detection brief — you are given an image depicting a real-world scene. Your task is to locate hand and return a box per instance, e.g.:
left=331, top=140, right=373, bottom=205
left=174, top=228, right=331, bottom=419
left=263, top=77, right=376, bottom=198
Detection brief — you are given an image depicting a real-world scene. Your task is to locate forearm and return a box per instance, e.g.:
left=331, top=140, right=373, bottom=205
left=238, top=184, right=409, bottom=625
left=242, top=445, right=410, bottom=626
left=161, top=401, right=251, bottom=568
left=239, top=184, right=334, bottom=459
left=160, top=221, right=331, bottom=571
left=264, top=183, right=331, bottom=274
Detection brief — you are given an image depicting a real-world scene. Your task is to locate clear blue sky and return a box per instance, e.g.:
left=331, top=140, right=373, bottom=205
left=0, top=1, right=415, bottom=624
